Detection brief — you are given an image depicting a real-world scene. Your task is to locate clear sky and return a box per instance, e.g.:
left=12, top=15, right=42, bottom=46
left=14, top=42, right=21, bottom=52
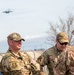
left=0, top=0, right=74, bottom=41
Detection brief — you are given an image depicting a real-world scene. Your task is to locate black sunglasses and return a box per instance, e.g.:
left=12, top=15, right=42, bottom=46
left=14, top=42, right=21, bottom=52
left=59, top=42, right=68, bottom=45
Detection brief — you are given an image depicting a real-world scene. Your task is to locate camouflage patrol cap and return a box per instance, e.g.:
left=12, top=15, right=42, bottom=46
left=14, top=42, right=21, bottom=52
left=7, top=32, right=25, bottom=41
left=57, top=32, right=69, bottom=43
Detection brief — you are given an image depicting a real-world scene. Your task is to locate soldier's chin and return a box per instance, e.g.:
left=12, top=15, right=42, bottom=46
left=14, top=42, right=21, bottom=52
left=17, top=47, right=21, bottom=50
left=62, top=48, right=67, bottom=51
left=59, top=48, right=66, bottom=51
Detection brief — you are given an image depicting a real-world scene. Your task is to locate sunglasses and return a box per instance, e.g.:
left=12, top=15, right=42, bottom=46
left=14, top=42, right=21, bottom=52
left=59, top=42, right=68, bottom=45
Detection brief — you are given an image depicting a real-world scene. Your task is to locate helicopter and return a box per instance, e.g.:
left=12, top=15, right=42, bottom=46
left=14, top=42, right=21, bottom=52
left=3, top=9, right=13, bottom=14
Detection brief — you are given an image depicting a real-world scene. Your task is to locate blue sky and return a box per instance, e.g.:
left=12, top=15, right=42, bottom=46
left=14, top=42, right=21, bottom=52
left=0, top=0, right=74, bottom=41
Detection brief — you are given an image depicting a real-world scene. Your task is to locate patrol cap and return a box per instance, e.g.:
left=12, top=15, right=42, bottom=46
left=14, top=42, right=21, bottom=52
left=57, top=32, right=69, bottom=43
left=7, top=32, right=25, bottom=41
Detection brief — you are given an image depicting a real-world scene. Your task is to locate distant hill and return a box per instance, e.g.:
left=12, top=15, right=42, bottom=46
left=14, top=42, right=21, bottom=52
left=23, top=36, right=49, bottom=50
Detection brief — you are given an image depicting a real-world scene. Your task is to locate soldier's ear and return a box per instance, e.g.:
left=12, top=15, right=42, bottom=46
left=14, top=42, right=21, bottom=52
left=8, top=39, right=12, bottom=45
left=56, top=39, right=58, bottom=43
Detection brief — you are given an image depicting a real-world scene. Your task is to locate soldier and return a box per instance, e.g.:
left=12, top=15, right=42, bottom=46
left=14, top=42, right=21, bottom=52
left=1, top=32, right=45, bottom=75
left=36, top=32, right=74, bottom=75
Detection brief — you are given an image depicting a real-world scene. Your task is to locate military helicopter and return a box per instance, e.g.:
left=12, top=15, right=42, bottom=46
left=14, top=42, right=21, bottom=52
left=3, top=9, right=13, bottom=14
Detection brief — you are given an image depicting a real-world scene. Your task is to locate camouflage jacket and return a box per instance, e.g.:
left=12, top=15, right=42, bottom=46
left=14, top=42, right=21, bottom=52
left=1, top=49, right=41, bottom=75
left=37, top=45, right=74, bottom=75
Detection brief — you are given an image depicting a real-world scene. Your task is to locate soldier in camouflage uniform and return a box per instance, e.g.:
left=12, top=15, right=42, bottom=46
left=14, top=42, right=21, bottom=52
left=1, top=32, right=45, bottom=75
left=37, top=32, right=74, bottom=75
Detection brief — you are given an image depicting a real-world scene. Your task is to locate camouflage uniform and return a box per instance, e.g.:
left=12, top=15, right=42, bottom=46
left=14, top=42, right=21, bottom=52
left=0, top=32, right=46, bottom=75
left=1, top=49, right=40, bottom=75
left=37, top=45, right=74, bottom=75
left=37, top=32, right=74, bottom=75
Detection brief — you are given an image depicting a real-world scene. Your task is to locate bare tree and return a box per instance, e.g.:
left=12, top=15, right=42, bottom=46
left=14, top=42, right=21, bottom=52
left=47, top=13, right=74, bottom=46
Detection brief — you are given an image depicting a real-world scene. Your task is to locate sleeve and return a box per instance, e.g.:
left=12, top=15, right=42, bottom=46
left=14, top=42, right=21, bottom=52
left=36, top=52, right=48, bottom=72
left=26, top=53, right=46, bottom=75
left=37, top=52, right=48, bottom=66
left=26, top=54, right=40, bottom=73
left=67, top=50, right=74, bottom=75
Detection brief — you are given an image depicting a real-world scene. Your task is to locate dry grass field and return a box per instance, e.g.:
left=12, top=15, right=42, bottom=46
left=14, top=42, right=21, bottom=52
left=27, top=50, right=45, bottom=60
